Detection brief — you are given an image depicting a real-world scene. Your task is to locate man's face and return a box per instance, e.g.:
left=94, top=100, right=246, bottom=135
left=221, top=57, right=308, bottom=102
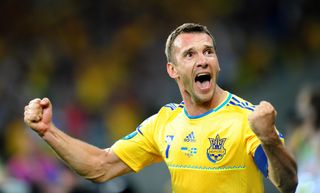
left=170, top=32, right=220, bottom=104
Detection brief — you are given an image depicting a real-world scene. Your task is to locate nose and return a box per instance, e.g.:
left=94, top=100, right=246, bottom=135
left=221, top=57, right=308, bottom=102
left=196, top=54, right=208, bottom=68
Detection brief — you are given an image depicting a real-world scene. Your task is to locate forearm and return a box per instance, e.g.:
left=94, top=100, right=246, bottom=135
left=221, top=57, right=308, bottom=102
left=24, top=98, right=131, bottom=182
left=248, top=101, right=298, bottom=192
left=261, top=135, right=298, bottom=193
left=42, top=124, right=110, bottom=182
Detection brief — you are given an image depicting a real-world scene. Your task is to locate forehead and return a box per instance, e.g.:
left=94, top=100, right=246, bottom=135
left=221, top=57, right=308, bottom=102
left=173, top=33, right=213, bottom=52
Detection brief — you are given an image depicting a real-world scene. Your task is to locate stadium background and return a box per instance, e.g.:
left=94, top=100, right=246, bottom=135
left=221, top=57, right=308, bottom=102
left=0, top=0, right=319, bottom=192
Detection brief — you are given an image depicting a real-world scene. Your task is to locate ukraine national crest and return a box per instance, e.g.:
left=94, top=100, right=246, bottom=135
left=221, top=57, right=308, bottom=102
left=206, top=134, right=227, bottom=163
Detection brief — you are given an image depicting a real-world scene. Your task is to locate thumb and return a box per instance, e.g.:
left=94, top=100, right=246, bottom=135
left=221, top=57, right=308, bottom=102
left=40, top=97, right=52, bottom=123
left=40, top=97, right=51, bottom=108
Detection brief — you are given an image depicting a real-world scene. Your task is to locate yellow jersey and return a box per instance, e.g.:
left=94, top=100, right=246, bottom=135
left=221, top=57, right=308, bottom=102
left=111, top=92, right=284, bottom=193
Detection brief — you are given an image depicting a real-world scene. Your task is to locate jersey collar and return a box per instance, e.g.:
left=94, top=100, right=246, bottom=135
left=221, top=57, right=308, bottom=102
left=183, top=92, right=232, bottom=119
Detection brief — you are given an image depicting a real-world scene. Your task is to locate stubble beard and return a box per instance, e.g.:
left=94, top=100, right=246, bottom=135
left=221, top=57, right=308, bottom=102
left=192, top=84, right=216, bottom=105
left=181, top=74, right=216, bottom=106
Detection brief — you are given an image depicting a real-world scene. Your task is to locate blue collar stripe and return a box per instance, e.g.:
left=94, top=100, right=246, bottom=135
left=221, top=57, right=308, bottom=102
left=184, top=93, right=232, bottom=119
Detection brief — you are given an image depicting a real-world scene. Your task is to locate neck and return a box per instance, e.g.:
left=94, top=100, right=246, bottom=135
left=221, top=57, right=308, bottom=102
left=183, top=86, right=227, bottom=116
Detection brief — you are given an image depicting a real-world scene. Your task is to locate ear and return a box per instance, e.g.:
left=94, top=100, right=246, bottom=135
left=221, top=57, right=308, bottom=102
left=167, top=63, right=178, bottom=79
left=217, top=58, right=221, bottom=72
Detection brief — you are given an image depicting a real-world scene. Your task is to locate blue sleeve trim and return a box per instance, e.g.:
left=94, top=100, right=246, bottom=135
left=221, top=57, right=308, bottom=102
left=231, top=96, right=240, bottom=103
left=277, top=130, right=285, bottom=139
left=136, top=125, right=143, bottom=136
left=254, top=145, right=268, bottom=177
left=164, top=103, right=177, bottom=110
left=229, top=101, right=255, bottom=111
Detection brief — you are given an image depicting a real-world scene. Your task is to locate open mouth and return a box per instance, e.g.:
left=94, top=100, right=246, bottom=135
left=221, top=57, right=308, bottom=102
left=195, top=73, right=212, bottom=90
left=195, top=73, right=211, bottom=83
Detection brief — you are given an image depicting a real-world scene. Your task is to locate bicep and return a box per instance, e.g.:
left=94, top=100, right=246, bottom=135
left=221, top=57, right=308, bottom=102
left=103, top=148, right=133, bottom=180
left=109, top=114, right=162, bottom=172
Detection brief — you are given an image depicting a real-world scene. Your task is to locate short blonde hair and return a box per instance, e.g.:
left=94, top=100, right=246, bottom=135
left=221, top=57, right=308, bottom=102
left=165, top=23, right=216, bottom=63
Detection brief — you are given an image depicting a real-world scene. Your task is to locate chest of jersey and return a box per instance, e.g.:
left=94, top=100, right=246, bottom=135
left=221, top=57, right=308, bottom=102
left=158, top=111, right=249, bottom=169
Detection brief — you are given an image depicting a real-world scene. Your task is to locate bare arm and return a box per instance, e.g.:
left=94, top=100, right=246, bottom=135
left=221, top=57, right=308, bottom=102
left=248, top=101, right=298, bottom=193
left=24, top=98, right=132, bottom=183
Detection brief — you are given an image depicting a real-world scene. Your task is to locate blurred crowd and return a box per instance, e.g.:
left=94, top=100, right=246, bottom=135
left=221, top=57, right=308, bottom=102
left=0, top=0, right=319, bottom=193
left=288, top=85, right=320, bottom=193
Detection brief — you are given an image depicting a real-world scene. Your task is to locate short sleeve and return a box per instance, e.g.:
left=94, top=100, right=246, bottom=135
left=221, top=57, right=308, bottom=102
left=111, top=114, right=162, bottom=172
left=245, top=120, right=261, bottom=157
left=245, top=118, right=285, bottom=177
left=246, top=124, right=285, bottom=157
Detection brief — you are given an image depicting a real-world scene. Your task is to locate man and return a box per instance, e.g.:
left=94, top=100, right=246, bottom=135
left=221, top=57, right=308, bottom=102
left=24, top=23, right=297, bottom=193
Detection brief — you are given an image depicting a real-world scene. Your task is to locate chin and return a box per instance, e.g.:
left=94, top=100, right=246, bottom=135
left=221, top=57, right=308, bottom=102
left=193, top=94, right=213, bottom=105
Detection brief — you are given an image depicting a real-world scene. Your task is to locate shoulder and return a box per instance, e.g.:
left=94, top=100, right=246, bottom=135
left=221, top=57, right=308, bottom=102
left=159, top=102, right=184, bottom=115
left=162, top=102, right=184, bottom=111
left=156, top=102, right=184, bottom=121
left=226, top=93, right=256, bottom=114
left=136, top=102, right=183, bottom=136
left=140, top=102, right=183, bottom=127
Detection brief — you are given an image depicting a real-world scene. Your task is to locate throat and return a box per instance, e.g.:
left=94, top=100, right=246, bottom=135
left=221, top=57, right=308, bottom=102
left=184, top=102, right=213, bottom=117
left=183, top=87, right=227, bottom=117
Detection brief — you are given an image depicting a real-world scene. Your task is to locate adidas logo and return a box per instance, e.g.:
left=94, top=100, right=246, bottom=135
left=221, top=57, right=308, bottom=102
left=184, top=131, right=196, bottom=142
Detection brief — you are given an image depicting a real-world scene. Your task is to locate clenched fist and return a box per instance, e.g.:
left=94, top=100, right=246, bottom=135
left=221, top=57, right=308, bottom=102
left=24, top=98, right=53, bottom=136
left=248, top=101, right=279, bottom=144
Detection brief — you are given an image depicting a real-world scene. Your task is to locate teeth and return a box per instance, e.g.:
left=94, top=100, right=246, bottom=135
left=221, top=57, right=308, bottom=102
left=195, top=73, right=211, bottom=83
left=196, top=73, right=209, bottom=77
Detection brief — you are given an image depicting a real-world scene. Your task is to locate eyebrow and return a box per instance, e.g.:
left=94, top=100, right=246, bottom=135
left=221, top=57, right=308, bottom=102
left=182, top=44, right=214, bottom=56
left=204, top=45, right=214, bottom=50
left=182, top=48, right=194, bottom=56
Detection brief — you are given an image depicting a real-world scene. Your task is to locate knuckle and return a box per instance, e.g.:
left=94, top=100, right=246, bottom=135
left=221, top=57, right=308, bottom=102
left=30, top=102, right=40, bottom=107
left=32, top=114, right=40, bottom=120
left=25, top=111, right=31, bottom=118
left=29, top=98, right=41, bottom=105
left=32, top=98, right=41, bottom=102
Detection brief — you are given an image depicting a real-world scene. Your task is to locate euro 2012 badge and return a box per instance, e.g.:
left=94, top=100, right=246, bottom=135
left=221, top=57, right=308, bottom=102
left=206, top=134, right=227, bottom=163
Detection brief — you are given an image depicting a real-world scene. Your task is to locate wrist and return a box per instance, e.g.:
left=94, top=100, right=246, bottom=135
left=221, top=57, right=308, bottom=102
left=259, top=133, right=282, bottom=146
left=256, top=128, right=282, bottom=146
left=39, top=122, right=55, bottom=137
